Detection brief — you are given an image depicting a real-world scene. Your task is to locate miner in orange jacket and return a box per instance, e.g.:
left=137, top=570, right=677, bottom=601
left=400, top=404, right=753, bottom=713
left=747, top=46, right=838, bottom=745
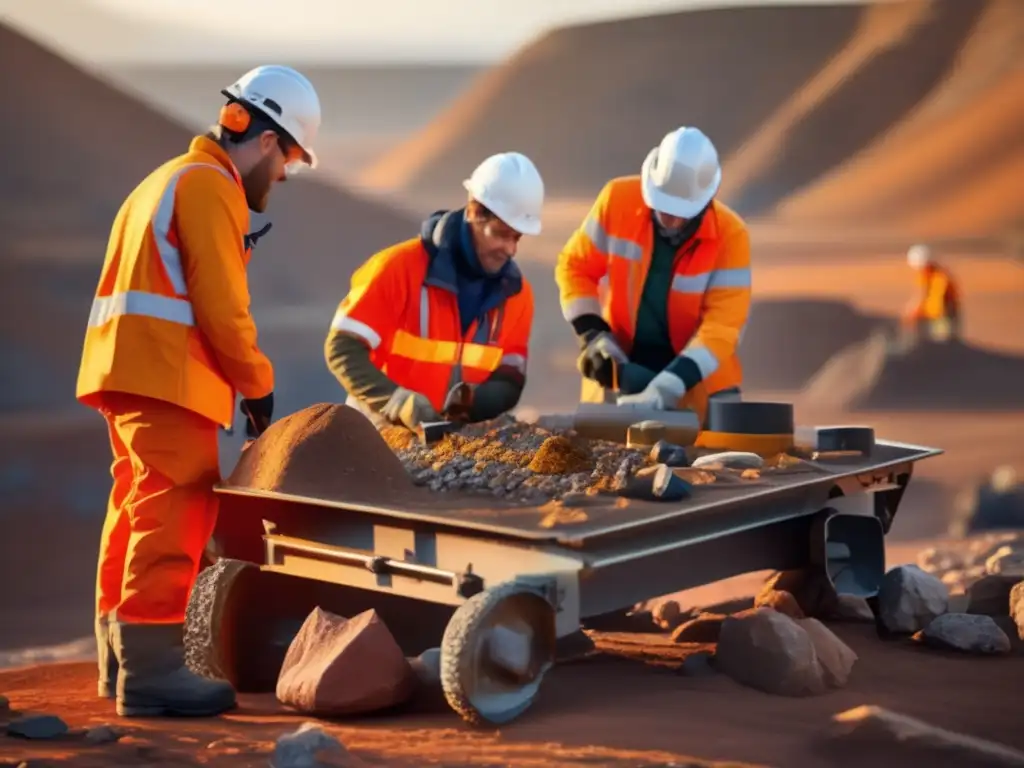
left=325, top=153, right=543, bottom=430
left=76, top=65, right=322, bottom=718
left=555, top=126, right=751, bottom=425
left=902, top=244, right=961, bottom=341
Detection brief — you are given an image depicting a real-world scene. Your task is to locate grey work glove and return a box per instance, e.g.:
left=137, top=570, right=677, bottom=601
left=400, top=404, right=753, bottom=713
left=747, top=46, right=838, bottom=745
left=379, top=387, right=441, bottom=431
left=577, top=331, right=629, bottom=389
left=616, top=370, right=687, bottom=410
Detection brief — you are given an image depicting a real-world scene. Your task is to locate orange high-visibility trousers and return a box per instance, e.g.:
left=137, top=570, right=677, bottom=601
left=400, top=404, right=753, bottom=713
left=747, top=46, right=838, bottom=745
left=94, top=392, right=221, bottom=623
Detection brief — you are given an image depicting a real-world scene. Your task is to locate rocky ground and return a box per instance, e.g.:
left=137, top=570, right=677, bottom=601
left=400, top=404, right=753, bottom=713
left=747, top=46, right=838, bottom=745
left=3, top=531, right=1024, bottom=767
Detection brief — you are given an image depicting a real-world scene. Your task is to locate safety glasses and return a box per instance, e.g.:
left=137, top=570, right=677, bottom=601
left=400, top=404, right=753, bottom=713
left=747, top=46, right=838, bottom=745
left=275, top=133, right=308, bottom=177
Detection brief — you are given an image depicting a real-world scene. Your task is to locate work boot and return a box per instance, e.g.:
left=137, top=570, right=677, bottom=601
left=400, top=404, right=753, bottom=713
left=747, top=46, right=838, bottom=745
left=95, top=614, right=118, bottom=698
left=109, top=619, right=236, bottom=717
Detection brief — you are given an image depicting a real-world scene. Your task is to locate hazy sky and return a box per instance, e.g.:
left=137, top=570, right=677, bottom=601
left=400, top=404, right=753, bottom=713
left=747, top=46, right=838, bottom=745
left=1, top=0, right=875, bottom=63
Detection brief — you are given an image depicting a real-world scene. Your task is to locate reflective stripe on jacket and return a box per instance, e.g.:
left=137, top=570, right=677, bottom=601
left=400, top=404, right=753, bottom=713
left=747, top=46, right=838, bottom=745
left=555, top=176, right=752, bottom=406
left=76, top=136, right=274, bottom=427
left=330, top=213, right=533, bottom=412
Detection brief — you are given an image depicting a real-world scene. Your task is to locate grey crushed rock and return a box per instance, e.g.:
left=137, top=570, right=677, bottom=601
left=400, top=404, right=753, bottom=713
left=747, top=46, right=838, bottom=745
left=388, top=415, right=651, bottom=503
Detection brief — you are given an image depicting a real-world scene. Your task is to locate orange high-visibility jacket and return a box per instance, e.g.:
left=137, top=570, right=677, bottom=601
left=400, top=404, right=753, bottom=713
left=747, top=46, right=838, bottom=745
left=76, top=136, right=274, bottom=428
left=330, top=212, right=534, bottom=412
left=555, top=176, right=751, bottom=401
left=909, top=263, right=960, bottom=321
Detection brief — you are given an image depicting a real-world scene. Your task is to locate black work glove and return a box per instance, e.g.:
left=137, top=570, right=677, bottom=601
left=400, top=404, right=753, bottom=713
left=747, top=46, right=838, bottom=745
left=441, top=382, right=476, bottom=423
left=576, top=330, right=628, bottom=389
left=240, top=392, right=274, bottom=439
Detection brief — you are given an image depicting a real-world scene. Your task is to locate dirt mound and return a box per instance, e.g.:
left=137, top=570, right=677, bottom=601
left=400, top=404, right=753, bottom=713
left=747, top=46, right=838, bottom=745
left=740, top=299, right=894, bottom=392
left=803, top=336, right=1024, bottom=411
left=228, top=404, right=414, bottom=501
left=359, top=3, right=863, bottom=200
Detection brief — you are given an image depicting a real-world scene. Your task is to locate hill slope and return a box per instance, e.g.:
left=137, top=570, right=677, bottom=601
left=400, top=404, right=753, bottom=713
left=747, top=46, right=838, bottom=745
left=361, top=0, right=1022, bottom=241
left=359, top=3, right=864, bottom=201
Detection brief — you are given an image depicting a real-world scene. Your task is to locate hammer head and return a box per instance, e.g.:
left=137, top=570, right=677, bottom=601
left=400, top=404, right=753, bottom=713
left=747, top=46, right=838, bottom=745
left=416, top=420, right=463, bottom=445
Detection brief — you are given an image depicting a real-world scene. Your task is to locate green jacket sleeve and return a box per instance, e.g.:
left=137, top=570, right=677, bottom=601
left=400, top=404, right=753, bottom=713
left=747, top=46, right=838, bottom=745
left=324, top=328, right=398, bottom=411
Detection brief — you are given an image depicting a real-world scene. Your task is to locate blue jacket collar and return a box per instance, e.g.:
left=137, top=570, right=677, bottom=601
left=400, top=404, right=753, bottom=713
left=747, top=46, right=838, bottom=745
left=419, top=208, right=523, bottom=300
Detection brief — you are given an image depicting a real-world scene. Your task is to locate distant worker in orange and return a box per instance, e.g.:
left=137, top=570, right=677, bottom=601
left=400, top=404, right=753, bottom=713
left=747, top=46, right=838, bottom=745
left=325, top=153, right=543, bottom=430
left=555, top=126, right=751, bottom=425
left=76, top=65, right=322, bottom=718
left=902, top=244, right=961, bottom=342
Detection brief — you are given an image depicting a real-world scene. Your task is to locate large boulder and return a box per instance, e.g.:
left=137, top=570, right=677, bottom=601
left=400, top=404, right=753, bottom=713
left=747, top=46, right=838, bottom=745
left=877, top=565, right=949, bottom=634
left=276, top=607, right=417, bottom=716
left=715, top=608, right=854, bottom=696
left=797, top=617, right=858, bottom=688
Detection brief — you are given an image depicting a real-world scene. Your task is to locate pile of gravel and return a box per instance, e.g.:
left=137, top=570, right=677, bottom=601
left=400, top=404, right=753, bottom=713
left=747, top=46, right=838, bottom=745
left=380, top=415, right=651, bottom=504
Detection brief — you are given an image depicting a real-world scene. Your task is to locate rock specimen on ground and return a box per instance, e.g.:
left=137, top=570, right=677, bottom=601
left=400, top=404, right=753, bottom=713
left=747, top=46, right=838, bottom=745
left=824, top=704, right=1024, bottom=767
left=6, top=714, right=68, bottom=739
left=912, top=613, right=1011, bottom=655
left=652, top=599, right=683, bottom=630
left=758, top=568, right=839, bottom=619
left=877, top=565, right=949, bottom=634
left=271, top=722, right=352, bottom=768
left=409, top=648, right=441, bottom=687
left=967, top=574, right=1022, bottom=616
left=715, top=607, right=854, bottom=696
left=383, top=414, right=652, bottom=503
left=276, top=607, right=417, bottom=717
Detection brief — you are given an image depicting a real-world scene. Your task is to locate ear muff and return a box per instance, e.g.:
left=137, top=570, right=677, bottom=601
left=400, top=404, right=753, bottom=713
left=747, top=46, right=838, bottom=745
left=218, top=102, right=252, bottom=134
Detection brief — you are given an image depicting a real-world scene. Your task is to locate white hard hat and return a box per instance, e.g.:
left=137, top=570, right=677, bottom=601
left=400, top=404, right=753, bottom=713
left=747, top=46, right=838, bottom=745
left=641, top=126, right=722, bottom=219
left=222, top=65, right=322, bottom=170
left=907, top=243, right=932, bottom=268
left=463, top=152, right=544, bottom=236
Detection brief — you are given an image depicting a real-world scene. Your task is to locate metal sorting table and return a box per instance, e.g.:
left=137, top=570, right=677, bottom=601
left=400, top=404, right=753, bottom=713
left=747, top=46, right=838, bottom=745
left=212, top=439, right=939, bottom=625
left=200, top=437, right=941, bottom=725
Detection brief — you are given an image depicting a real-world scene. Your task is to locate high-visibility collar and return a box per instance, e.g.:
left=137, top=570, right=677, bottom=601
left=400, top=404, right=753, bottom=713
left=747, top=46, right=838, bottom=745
left=419, top=208, right=524, bottom=307
left=188, top=135, right=244, bottom=187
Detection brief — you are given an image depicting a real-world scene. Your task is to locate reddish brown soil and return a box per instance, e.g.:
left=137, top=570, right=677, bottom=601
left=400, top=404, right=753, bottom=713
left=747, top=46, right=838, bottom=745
left=2, top=616, right=1023, bottom=767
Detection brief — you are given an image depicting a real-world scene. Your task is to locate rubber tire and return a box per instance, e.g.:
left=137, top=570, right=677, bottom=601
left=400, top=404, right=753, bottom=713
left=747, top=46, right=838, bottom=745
left=440, top=582, right=556, bottom=727
left=184, top=558, right=252, bottom=684
left=184, top=558, right=309, bottom=692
